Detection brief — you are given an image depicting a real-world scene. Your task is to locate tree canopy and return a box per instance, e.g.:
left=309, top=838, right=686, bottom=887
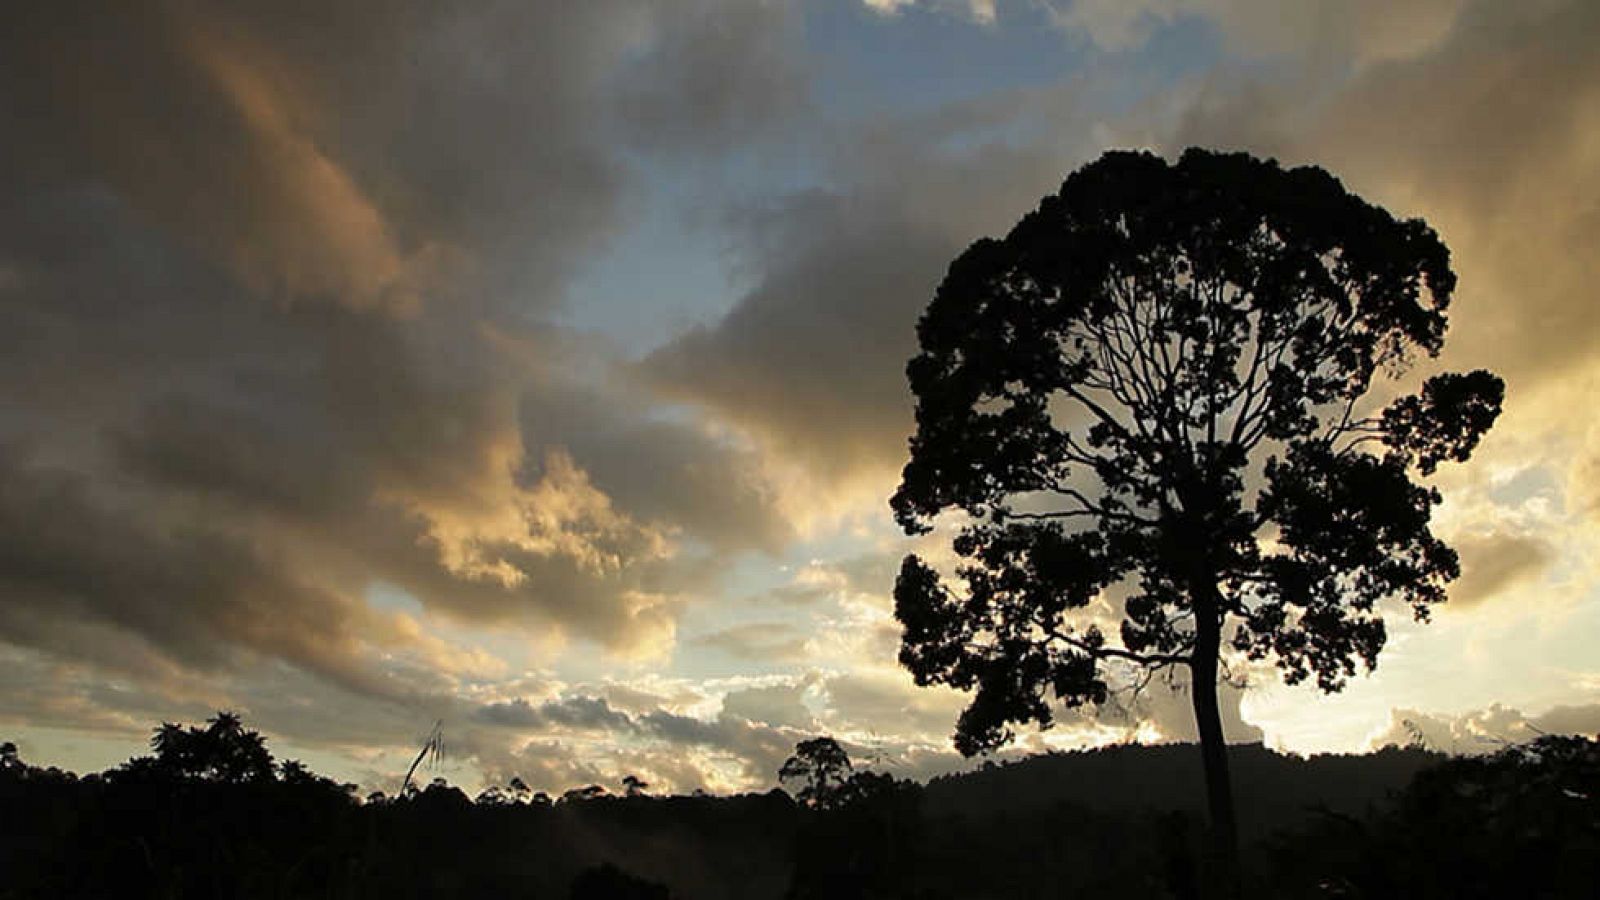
left=779, top=737, right=853, bottom=809
left=889, top=148, right=1503, bottom=859
left=140, top=710, right=276, bottom=784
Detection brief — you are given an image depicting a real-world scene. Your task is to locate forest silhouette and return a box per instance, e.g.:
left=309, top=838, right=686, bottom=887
left=2, top=713, right=1597, bottom=898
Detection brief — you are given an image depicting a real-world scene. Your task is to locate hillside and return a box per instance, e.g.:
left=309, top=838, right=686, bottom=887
left=923, top=741, right=1442, bottom=840
left=8, top=727, right=1546, bottom=900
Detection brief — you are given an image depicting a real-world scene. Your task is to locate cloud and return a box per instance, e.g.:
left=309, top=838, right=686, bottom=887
left=0, top=3, right=434, bottom=314
left=613, top=0, right=808, bottom=153
left=0, top=450, right=399, bottom=697
left=721, top=681, right=819, bottom=731
left=640, top=117, right=1100, bottom=505
left=1168, top=1, right=1600, bottom=398
left=1530, top=703, right=1600, bottom=738
left=1042, top=0, right=1464, bottom=65
left=1448, top=533, right=1556, bottom=609
left=861, top=0, right=998, bottom=22
left=692, top=623, right=811, bottom=662
left=0, top=0, right=813, bottom=703
left=820, top=669, right=973, bottom=740
left=1095, top=674, right=1265, bottom=745
left=478, top=697, right=639, bottom=733
left=1367, top=701, right=1600, bottom=753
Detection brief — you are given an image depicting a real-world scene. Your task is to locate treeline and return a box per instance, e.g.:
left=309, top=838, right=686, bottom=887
left=2, top=714, right=1596, bottom=899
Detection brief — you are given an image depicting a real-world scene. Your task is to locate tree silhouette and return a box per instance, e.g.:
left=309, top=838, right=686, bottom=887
left=143, top=710, right=276, bottom=783
left=780, top=737, right=853, bottom=810
left=890, top=148, right=1503, bottom=883
left=622, top=774, right=650, bottom=797
left=562, top=784, right=608, bottom=803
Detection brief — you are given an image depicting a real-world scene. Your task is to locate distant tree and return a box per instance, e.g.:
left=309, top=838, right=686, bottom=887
left=1269, top=735, right=1600, bottom=897
left=142, top=710, right=276, bottom=783
left=780, top=737, right=853, bottom=809
left=834, top=770, right=912, bottom=807
left=279, top=758, right=311, bottom=782
left=622, top=774, right=650, bottom=797
left=891, top=149, right=1503, bottom=882
left=476, top=785, right=511, bottom=805
left=562, top=784, right=608, bottom=803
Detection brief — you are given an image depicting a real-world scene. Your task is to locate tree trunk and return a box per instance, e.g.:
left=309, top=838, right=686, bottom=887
left=1191, top=594, right=1241, bottom=897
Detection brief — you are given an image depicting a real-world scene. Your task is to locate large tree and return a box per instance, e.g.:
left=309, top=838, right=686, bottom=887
left=890, top=149, right=1503, bottom=871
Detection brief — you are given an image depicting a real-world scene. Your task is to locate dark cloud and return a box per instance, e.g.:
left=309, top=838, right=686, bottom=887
left=1531, top=703, right=1600, bottom=738
left=1171, top=0, right=1600, bottom=395
left=0, top=450, right=387, bottom=696
left=1448, top=533, right=1555, bottom=609
left=613, top=0, right=808, bottom=153
left=1309, top=1, right=1600, bottom=392
left=0, top=0, right=804, bottom=699
left=470, top=691, right=815, bottom=792
left=721, top=681, right=818, bottom=731
left=478, top=697, right=639, bottom=734
left=475, top=738, right=616, bottom=796
left=639, top=708, right=803, bottom=783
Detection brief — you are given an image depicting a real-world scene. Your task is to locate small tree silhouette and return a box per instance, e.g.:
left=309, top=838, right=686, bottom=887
left=562, top=784, right=607, bottom=803
left=145, top=710, right=275, bottom=783
left=780, top=737, right=853, bottom=809
left=622, top=774, right=650, bottom=797
left=0, top=741, right=20, bottom=774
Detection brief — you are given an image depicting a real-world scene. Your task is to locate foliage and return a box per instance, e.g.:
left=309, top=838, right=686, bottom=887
left=563, top=784, right=609, bottom=803
left=114, top=710, right=278, bottom=785
left=779, top=737, right=854, bottom=809
left=2, top=714, right=1594, bottom=899
left=891, top=147, right=1503, bottom=756
left=1265, top=735, right=1600, bottom=898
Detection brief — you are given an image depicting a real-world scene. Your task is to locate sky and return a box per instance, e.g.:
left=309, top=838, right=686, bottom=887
left=1, top=0, right=1598, bottom=797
